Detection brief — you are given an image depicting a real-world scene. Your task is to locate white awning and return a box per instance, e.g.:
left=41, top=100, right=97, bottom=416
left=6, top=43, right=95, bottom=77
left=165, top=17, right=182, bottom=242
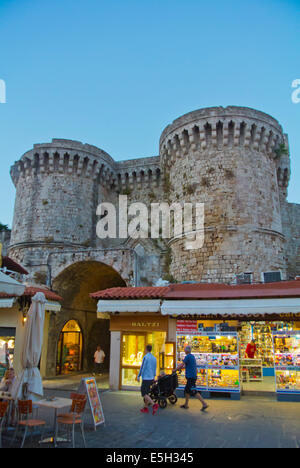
left=0, top=298, right=15, bottom=309
left=0, top=271, right=25, bottom=296
left=97, top=299, right=161, bottom=315
left=45, top=301, right=61, bottom=312
left=161, top=298, right=300, bottom=316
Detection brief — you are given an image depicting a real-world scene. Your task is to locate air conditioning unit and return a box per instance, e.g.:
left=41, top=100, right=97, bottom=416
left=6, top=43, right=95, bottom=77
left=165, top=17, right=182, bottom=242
left=236, top=273, right=253, bottom=284
left=262, top=271, right=282, bottom=283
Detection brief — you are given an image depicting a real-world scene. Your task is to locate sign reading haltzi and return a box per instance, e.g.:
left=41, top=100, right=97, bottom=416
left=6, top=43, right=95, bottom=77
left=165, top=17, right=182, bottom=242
left=131, top=322, right=160, bottom=327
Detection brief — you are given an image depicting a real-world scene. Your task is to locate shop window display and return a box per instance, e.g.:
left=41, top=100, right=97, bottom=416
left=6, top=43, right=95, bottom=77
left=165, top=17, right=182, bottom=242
left=176, top=332, right=240, bottom=393
left=273, top=331, right=300, bottom=394
left=239, top=322, right=293, bottom=369
left=121, top=332, right=167, bottom=387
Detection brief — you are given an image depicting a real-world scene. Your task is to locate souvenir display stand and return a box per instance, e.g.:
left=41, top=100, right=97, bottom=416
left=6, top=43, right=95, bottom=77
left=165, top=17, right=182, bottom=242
left=240, top=359, right=263, bottom=382
left=176, top=330, right=241, bottom=400
left=273, top=331, right=300, bottom=402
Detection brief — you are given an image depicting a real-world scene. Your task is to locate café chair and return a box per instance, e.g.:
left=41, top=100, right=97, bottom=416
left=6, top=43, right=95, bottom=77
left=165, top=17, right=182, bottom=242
left=0, top=401, right=9, bottom=448
left=11, top=399, right=46, bottom=448
left=55, top=396, right=87, bottom=448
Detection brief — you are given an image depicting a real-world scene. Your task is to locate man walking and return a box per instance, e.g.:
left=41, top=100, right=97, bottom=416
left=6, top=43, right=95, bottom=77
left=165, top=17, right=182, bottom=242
left=137, top=344, right=159, bottom=415
left=175, top=345, right=209, bottom=411
left=93, top=345, right=105, bottom=376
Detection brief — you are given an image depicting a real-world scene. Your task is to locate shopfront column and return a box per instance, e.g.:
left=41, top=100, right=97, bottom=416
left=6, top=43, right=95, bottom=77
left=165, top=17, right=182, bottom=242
left=110, top=331, right=121, bottom=390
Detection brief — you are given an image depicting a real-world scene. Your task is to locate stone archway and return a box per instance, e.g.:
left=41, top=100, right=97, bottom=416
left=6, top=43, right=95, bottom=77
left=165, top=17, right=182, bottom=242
left=52, top=260, right=126, bottom=311
left=43, top=260, right=126, bottom=377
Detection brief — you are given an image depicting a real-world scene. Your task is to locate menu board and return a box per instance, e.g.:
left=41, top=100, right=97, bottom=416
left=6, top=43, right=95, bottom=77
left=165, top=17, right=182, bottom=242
left=78, top=377, right=105, bottom=430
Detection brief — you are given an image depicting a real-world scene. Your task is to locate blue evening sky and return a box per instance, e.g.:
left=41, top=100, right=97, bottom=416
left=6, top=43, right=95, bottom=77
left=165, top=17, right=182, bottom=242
left=0, top=0, right=299, bottom=227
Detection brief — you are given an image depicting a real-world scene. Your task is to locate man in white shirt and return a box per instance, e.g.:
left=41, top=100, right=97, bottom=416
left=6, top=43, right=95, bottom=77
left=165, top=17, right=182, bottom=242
left=93, top=346, right=105, bottom=376
left=137, top=344, right=159, bottom=415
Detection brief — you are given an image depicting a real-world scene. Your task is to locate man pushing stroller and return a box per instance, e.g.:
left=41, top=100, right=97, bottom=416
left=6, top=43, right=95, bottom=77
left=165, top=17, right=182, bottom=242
left=175, top=345, right=209, bottom=412
left=137, top=344, right=159, bottom=415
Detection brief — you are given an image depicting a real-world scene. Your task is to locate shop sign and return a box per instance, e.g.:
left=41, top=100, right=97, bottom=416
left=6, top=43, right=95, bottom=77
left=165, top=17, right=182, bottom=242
left=176, top=320, right=198, bottom=333
left=131, top=321, right=160, bottom=328
left=110, top=315, right=168, bottom=332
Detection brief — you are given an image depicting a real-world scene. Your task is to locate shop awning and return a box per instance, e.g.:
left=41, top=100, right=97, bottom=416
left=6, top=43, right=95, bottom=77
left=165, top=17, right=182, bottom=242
left=161, top=298, right=300, bottom=316
left=97, top=299, right=161, bottom=315
left=0, top=297, right=15, bottom=308
left=45, top=301, right=61, bottom=312
left=0, top=271, right=25, bottom=296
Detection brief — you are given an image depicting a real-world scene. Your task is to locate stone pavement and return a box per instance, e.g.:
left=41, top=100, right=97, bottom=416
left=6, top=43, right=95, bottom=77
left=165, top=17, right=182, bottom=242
left=3, top=383, right=300, bottom=448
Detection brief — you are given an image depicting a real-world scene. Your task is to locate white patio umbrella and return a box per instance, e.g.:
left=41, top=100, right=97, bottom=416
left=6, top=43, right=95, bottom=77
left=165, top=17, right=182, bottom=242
left=0, top=270, right=25, bottom=296
left=12, top=292, right=46, bottom=401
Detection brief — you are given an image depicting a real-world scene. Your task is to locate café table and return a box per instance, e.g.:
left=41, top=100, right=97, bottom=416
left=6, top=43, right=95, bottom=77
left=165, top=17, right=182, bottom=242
left=35, top=397, right=72, bottom=446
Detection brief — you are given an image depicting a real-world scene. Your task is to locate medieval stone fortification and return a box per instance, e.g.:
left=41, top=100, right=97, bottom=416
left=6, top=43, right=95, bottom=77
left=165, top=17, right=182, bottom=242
left=8, top=106, right=299, bottom=286
left=6, top=106, right=300, bottom=375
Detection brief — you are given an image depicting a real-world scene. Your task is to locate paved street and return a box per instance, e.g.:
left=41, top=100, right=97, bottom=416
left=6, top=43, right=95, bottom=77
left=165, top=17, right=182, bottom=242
left=3, top=377, right=300, bottom=449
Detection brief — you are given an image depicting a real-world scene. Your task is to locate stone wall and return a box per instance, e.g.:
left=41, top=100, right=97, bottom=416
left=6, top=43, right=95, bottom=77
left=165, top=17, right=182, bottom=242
left=282, top=202, right=300, bottom=279
left=0, top=230, right=11, bottom=256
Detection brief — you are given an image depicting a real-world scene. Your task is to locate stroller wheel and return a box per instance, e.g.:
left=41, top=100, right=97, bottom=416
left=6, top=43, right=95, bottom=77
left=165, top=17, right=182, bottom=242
left=158, top=398, right=167, bottom=409
left=168, top=394, right=177, bottom=405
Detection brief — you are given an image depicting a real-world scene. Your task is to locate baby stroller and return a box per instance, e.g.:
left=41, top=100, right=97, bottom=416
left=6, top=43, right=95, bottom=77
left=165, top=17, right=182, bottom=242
left=149, top=372, right=178, bottom=409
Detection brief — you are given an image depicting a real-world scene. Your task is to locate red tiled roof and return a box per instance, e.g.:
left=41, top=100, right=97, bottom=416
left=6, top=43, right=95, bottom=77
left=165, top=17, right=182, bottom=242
left=165, top=281, right=300, bottom=299
left=90, top=280, right=300, bottom=300
left=90, top=286, right=169, bottom=300
left=0, top=286, right=62, bottom=302
left=24, top=286, right=63, bottom=302
left=2, top=257, right=28, bottom=275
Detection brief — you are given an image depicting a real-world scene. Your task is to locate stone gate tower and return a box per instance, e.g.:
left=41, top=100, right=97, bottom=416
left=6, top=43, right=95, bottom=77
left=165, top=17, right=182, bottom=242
left=160, top=106, right=289, bottom=283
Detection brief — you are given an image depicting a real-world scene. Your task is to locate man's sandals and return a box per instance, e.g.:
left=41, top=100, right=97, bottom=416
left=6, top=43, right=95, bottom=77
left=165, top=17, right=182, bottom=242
left=180, top=404, right=209, bottom=411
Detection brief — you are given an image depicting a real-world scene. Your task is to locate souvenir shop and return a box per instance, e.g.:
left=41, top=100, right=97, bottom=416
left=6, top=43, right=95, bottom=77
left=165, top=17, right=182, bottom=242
left=93, top=281, right=300, bottom=400
left=173, top=318, right=300, bottom=400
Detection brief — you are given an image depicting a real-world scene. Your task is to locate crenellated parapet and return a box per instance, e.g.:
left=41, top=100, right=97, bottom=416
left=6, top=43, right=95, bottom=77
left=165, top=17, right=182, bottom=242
left=115, top=156, right=161, bottom=191
left=10, top=139, right=117, bottom=189
left=159, top=106, right=286, bottom=167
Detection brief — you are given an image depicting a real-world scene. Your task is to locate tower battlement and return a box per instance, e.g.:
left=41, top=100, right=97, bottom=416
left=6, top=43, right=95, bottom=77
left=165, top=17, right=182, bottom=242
left=160, top=106, right=286, bottom=164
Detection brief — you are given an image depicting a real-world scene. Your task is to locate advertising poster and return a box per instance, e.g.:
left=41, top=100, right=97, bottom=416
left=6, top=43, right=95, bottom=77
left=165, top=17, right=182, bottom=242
left=78, top=377, right=105, bottom=430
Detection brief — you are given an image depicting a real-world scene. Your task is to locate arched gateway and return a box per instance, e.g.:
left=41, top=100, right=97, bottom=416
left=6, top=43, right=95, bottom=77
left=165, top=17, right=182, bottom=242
left=43, top=259, right=126, bottom=377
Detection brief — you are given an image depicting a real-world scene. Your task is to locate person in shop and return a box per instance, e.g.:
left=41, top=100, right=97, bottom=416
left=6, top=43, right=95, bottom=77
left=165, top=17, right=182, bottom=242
left=245, top=339, right=257, bottom=359
left=0, top=368, right=15, bottom=393
left=175, top=346, right=209, bottom=412
left=137, top=344, right=159, bottom=415
left=93, top=345, right=105, bottom=376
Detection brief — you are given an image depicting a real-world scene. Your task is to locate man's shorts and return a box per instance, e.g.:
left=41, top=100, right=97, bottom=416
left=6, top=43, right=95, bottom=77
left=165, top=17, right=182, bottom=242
left=184, top=378, right=198, bottom=397
left=141, top=379, right=154, bottom=397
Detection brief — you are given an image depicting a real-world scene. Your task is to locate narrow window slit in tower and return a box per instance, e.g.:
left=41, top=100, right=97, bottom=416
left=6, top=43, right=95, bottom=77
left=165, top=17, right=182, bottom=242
left=250, top=124, right=257, bottom=147
left=239, top=122, right=246, bottom=146
left=204, top=122, right=212, bottom=147
left=228, top=121, right=234, bottom=147
left=259, top=127, right=265, bottom=151
left=53, top=152, right=60, bottom=171
left=63, top=153, right=70, bottom=172
left=216, top=121, right=223, bottom=148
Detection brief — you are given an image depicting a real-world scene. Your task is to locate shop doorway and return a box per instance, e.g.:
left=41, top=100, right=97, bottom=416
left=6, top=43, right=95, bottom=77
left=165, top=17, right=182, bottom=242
left=56, top=320, right=83, bottom=375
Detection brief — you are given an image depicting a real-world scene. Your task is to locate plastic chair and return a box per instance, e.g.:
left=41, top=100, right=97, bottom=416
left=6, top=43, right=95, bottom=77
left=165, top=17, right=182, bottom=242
left=55, top=396, right=87, bottom=448
left=11, top=400, right=46, bottom=448
left=0, top=401, right=9, bottom=448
